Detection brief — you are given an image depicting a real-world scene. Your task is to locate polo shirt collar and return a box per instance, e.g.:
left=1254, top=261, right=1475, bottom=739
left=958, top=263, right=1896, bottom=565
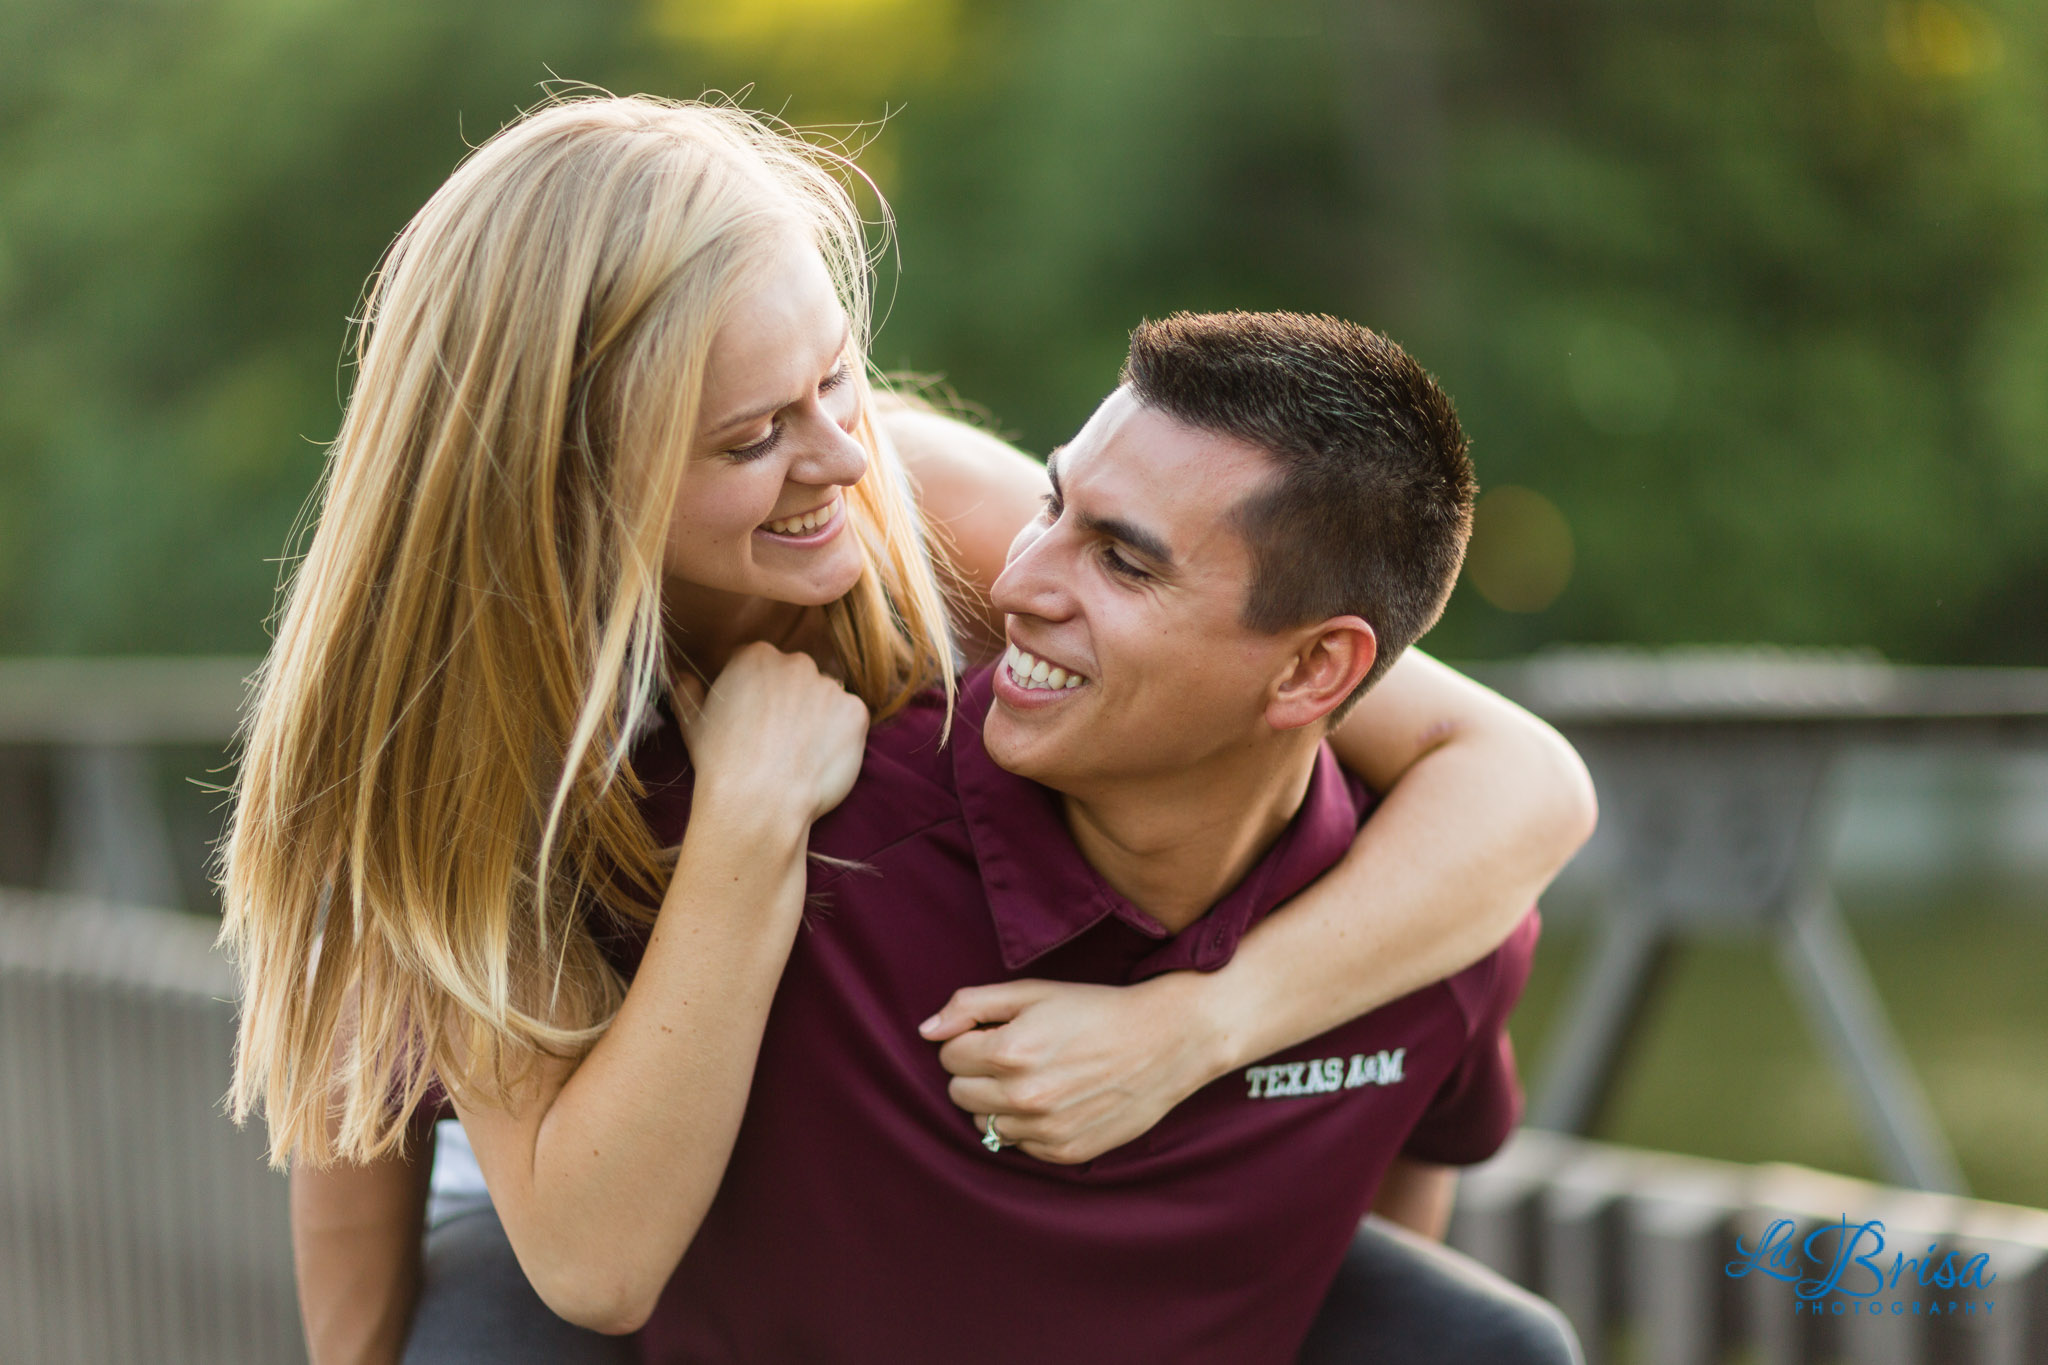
left=951, top=668, right=1369, bottom=979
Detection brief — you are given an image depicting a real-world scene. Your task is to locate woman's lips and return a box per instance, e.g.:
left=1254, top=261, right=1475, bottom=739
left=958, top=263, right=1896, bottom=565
left=756, top=497, right=843, bottom=546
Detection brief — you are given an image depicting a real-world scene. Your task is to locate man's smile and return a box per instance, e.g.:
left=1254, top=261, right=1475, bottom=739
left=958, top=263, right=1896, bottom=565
left=1002, top=641, right=1091, bottom=692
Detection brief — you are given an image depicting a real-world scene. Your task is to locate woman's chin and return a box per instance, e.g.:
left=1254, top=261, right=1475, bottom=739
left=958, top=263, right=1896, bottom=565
left=765, top=554, right=865, bottom=608
left=665, top=538, right=866, bottom=613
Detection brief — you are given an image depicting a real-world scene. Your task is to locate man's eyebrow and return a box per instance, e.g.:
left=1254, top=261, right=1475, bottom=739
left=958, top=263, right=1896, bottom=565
left=1080, top=510, right=1175, bottom=569
left=1045, top=450, right=1174, bottom=568
left=703, top=323, right=853, bottom=435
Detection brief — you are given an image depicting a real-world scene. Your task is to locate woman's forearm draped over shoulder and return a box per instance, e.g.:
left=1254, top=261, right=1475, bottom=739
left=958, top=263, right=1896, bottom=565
left=1196, top=648, right=1595, bottom=1070
left=890, top=403, right=1596, bottom=1163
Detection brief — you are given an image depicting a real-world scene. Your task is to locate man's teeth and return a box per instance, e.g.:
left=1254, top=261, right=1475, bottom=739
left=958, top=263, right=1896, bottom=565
left=764, top=503, right=836, bottom=535
left=1004, top=645, right=1088, bottom=691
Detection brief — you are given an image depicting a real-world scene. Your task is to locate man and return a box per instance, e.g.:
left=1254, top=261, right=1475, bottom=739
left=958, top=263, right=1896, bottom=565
left=599, top=311, right=1575, bottom=1362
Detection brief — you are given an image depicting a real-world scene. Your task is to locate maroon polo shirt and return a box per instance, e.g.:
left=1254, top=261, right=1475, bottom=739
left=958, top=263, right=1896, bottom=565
left=617, top=667, right=1538, bottom=1365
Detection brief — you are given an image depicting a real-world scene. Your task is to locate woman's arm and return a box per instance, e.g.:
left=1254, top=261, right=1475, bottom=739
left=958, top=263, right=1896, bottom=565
left=886, top=404, right=1597, bottom=1164
left=1371, top=1157, right=1458, bottom=1241
left=284, top=647, right=861, bottom=1349
left=447, top=644, right=867, bottom=1333
left=1187, top=646, right=1594, bottom=1073
left=291, top=1142, right=432, bottom=1364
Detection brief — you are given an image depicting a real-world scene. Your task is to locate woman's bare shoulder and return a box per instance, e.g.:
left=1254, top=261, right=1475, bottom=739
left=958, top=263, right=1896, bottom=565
left=875, top=400, right=1047, bottom=515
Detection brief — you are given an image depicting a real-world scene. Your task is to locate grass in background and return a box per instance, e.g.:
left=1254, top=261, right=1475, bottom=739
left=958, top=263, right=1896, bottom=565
left=1510, top=900, right=2048, bottom=1209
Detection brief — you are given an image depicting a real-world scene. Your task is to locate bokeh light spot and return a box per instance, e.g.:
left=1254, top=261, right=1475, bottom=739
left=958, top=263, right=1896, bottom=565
left=1886, top=1, right=2002, bottom=79
left=648, top=0, right=962, bottom=88
left=1466, top=486, right=1575, bottom=613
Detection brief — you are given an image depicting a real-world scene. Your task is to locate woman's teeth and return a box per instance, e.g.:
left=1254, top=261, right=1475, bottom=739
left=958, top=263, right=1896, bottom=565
left=764, top=502, right=837, bottom=536
left=1005, top=644, right=1088, bottom=691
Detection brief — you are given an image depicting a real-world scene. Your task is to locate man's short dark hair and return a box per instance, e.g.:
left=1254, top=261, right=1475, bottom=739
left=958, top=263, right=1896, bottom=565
left=1120, top=311, right=1476, bottom=719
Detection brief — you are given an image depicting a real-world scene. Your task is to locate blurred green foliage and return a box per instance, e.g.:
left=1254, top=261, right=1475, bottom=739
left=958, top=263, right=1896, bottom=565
left=1, top=0, right=2042, bottom=661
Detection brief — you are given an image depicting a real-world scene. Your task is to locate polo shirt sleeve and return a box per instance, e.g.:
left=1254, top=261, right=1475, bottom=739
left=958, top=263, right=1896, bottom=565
left=1399, top=910, right=1541, bottom=1166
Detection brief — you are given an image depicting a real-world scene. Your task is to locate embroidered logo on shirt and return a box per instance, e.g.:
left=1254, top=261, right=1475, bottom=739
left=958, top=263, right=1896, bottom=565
left=1243, top=1049, right=1405, bottom=1099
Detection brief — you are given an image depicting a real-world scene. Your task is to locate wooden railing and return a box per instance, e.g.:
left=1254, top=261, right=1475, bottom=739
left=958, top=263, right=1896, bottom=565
left=0, top=889, right=300, bottom=1364
left=5, top=900, right=2048, bottom=1363
left=1448, top=1128, right=2048, bottom=1365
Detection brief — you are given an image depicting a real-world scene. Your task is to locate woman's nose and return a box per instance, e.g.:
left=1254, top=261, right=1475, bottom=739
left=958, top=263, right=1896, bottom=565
left=787, top=410, right=869, bottom=488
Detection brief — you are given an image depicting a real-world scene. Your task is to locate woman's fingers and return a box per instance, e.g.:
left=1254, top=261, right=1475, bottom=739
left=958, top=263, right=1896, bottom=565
left=949, top=1073, right=1066, bottom=1131
left=677, top=642, right=869, bottom=822
left=962, top=1109, right=1089, bottom=1166
left=924, top=976, right=1218, bottom=1166
left=948, top=1074, right=1100, bottom=1166
left=947, top=1075, right=1007, bottom=1116
left=917, top=980, right=1048, bottom=1042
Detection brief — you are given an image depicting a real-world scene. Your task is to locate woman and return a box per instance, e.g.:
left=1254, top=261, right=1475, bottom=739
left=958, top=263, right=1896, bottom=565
left=220, top=95, right=1594, bottom=1360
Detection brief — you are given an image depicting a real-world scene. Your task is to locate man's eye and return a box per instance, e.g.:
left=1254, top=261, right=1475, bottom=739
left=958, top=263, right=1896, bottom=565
left=1102, top=546, right=1150, bottom=581
left=1040, top=492, right=1062, bottom=520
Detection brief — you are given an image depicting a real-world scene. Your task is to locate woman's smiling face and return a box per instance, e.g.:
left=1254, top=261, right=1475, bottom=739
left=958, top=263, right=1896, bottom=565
left=663, top=231, right=869, bottom=609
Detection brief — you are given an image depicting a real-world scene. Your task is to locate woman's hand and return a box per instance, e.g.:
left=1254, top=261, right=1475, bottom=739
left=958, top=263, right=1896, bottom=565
left=919, top=973, right=1223, bottom=1165
left=674, top=641, right=869, bottom=826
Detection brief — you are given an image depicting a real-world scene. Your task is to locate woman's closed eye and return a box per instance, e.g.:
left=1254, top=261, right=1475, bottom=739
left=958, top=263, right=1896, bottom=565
left=727, top=364, right=854, bottom=461
left=728, top=425, right=782, bottom=461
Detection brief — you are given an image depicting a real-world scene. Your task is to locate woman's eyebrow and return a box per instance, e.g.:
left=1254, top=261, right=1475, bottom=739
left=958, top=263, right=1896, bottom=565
left=703, top=323, right=853, bottom=435
left=705, top=395, right=786, bottom=436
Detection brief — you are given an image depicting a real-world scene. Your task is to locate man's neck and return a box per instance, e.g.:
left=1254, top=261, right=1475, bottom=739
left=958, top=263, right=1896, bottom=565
left=1059, top=735, right=1324, bottom=937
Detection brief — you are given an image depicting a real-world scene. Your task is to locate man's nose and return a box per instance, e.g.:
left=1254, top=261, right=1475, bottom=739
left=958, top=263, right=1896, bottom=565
left=990, top=522, right=1074, bottom=622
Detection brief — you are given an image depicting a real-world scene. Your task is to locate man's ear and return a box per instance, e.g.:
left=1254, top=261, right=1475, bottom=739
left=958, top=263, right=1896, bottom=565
left=1264, top=617, right=1377, bottom=732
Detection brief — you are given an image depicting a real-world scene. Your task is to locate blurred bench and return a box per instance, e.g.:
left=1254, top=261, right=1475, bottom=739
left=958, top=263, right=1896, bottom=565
left=0, top=889, right=301, bottom=1364
left=1449, top=1128, right=2048, bottom=1365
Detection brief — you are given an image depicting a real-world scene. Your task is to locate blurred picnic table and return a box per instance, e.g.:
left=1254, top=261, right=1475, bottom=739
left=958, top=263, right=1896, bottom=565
left=1471, top=647, right=2048, bottom=1195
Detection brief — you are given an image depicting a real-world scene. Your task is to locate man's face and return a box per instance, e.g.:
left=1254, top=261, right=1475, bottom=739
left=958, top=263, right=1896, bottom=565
left=984, top=387, right=1301, bottom=793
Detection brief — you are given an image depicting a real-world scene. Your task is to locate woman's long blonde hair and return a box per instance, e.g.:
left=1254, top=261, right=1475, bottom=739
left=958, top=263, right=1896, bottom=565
left=220, top=95, right=955, bottom=1167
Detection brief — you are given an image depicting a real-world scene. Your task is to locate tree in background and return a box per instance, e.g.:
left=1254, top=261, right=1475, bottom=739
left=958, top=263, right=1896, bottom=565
left=0, top=0, right=2041, bottom=663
